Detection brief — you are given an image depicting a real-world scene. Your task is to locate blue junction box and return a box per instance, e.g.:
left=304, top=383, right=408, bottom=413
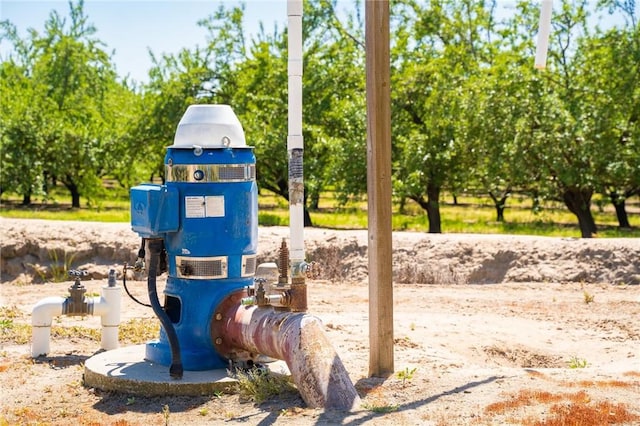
left=130, top=184, right=180, bottom=238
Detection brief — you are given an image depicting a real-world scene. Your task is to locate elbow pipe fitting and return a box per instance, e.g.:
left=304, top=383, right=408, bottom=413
left=31, top=297, right=66, bottom=357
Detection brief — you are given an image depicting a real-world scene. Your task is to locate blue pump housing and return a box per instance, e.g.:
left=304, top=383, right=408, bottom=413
left=130, top=133, right=258, bottom=370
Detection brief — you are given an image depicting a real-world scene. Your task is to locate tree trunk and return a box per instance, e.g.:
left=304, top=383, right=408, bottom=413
left=303, top=188, right=314, bottom=227
left=304, top=208, right=313, bottom=227
left=562, top=187, right=597, bottom=238
left=609, top=191, right=631, bottom=229
left=71, top=190, right=81, bottom=208
left=64, top=179, right=81, bottom=208
left=308, top=191, right=320, bottom=211
left=398, top=196, right=406, bottom=214
left=426, top=182, right=442, bottom=233
left=488, top=191, right=509, bottom=222
left=22, top=192, right=31, bottom=206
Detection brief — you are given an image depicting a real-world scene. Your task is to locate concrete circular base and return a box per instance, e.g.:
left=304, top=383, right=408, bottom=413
left=84, top=345, right=289, bottom=396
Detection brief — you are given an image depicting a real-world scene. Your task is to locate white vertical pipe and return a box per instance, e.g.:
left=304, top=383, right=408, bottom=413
left=288, top=0, right=305, bottom=269
left=535, top=0, right=553, bottom=69
left=92, top=285, right=122, bottom=350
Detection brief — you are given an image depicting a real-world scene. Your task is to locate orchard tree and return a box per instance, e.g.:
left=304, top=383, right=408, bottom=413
left=136, top=47, right=219, bottom=182
left=462, top=50, right=539, bottom=222
left=0, top=58, right=52, bottom=204
left=1, top=1, right=127, bottom=207
left=583, top=1, right=640, bottom=228
left=392, top=0, right=497, bottom=233
left=230, top=28, right=290, bottom=211
left=229, top=0, right=367, bottom=225
left=134, top=4, right=246, bottom=182
left=578, top=27, right=639, bottom=228
left=499, top=0, right=601, bottom=237
left=303, top=0, right=367, bottom=208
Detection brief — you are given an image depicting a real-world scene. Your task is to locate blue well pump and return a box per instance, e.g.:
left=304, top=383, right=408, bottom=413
left=130, top=105, right=258, bottom=372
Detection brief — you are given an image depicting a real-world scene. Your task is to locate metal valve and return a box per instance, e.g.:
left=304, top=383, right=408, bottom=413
left=67, top=270, right=89, bottom=315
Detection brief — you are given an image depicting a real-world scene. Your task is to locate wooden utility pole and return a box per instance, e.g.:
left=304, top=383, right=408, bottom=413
left=365, top=0, right=394, bottom=377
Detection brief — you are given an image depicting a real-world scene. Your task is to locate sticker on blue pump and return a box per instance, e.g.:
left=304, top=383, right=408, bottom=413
left=185, top=195, right=225, bottom=218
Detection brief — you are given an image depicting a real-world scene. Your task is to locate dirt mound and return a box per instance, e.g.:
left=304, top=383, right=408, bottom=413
left=1, top=219, right=639, bottom=285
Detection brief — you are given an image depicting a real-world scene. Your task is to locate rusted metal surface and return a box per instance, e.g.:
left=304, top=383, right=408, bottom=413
left=212, top=290, right=360, bottom=410
left=278, top=239, right=289, bottom=286
left=289, top=277, right=307, bottom=312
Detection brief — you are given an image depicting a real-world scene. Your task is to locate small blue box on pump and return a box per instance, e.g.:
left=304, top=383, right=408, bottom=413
left=130, top=184, right=179, bottom=238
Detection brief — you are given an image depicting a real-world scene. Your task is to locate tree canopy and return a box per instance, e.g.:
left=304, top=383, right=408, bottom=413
left=1, top=0, right=637, bottom=237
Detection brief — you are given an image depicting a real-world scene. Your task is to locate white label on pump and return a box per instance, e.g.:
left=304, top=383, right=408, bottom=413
left=184, top=195, right=225, bottom=218
left=185, top=196, right=206, bottom=218
left=205, top=195, right=225, bottom=217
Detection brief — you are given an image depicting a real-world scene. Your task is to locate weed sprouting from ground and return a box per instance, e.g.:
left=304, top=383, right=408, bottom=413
left=568, top=356, right=588, bottom=369
left=0, top=306, right=30, bottom=344
left=583, top=290, right=595, bottom=304
left=0, top=308, right=158, bottom=345
left=396, top=367, right=417, bottom=387
left=233, top=368, right=298, bottom=404
left=162, top=404, right=170, bottom=426
left=28, top=249, right=77, bottom=283
left=363, top=403, right=399, bottom=413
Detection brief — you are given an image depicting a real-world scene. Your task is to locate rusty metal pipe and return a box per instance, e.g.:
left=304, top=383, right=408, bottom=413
left=213, top=291, right=360, bottom=410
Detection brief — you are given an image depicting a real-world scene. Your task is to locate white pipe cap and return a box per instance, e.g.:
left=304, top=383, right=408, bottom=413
left=172, top=104, right=247, bottom=148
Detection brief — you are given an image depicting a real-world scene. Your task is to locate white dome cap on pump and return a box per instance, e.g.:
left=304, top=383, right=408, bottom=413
left=171, top=104, right=247, bottom=148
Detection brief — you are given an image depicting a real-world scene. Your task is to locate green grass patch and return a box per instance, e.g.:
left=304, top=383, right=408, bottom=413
left=233, top=368, right=298, bottom=404
left=0, top=199, right=131, bottom=222
left=2, top=188, right=638, bottom=237
left=0, top=306, right=30, bottom=344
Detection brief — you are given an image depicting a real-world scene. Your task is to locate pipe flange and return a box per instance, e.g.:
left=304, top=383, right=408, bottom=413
left=210, top=289, right=249, bottom=360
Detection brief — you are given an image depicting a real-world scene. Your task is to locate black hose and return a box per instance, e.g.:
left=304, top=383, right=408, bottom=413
left=147, top=238, right=183, bottom=379
left=122, top=264, right=152, bottom=308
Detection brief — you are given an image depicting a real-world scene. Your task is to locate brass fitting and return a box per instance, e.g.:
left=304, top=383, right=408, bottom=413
left=289, top=277, right=307, bottom=312
left=64, top=270, right=90, bottom=316
left=278, top=239, right=289, bottom=287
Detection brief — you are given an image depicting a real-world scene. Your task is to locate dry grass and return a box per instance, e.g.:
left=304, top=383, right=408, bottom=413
left=484, top=389, right=571, bottom=414
left=570, top=380, right=635, bottom=388
left=118, top=317, right=160, bottom=344
left=536, top=400, right=639, bottom=426
left=484, top=388, right=639, bottom=426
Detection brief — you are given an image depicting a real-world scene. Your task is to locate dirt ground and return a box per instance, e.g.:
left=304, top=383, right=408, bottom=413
left=1, top=218, right=639, bottom=425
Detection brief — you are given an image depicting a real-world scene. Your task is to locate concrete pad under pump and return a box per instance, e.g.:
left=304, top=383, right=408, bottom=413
left=83, top=345, right=289, bottom=396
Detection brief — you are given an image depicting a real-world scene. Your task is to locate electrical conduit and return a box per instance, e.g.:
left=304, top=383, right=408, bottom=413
left=146, top=238, right=183, bottom=379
